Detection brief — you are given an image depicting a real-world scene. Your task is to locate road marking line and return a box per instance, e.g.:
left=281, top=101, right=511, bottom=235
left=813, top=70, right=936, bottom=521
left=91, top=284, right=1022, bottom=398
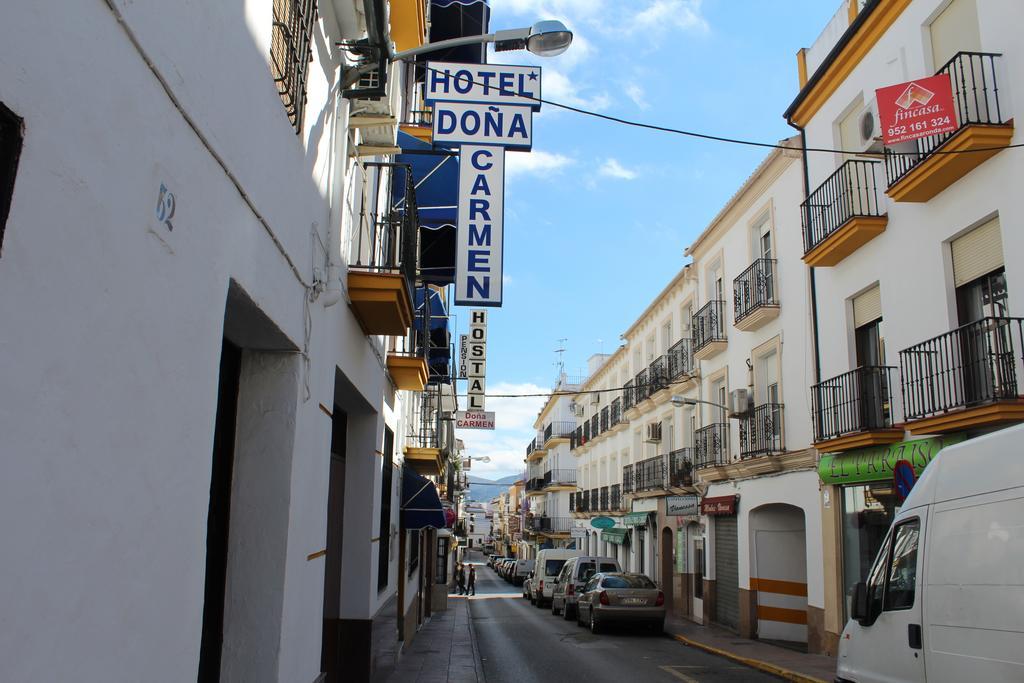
left=659, top=665, right=699, bottom=683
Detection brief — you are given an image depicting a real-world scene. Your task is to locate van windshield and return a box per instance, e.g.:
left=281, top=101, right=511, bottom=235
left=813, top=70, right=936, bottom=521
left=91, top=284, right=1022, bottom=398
left=599, top=563, right=618, bottom=573
left=545, top=559, right=568, bottom=576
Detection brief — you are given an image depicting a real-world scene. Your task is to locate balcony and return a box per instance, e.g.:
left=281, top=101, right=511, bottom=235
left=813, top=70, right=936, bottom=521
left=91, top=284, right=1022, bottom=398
left=544, top=420, right=575, bottom=445
left=812, top=366, right=902, bottom=452
left=900, top=317, right=1024, bottom=434
left=348, top=163, right=417, bottom=335
left=668, top=448, right=695, bottom=488
left=600, top=406, right=610, bottom=433
left=622, top=464, right=634, bottom=494
left=576, top=490, right=590, bottom=513
left=886, top=52, right=1014, bottom=203
left=739, top=403, right=785, bottom=458
left=667, top=338, right=695, bottom=383
left=649, top=355, right=669, bottom=395
left=347, top=61, right=402, bottom=155
left=634, top=455, right=667, bottom=493
left=590, top=414, right=600, bottom=439
left=529, top=517, right=572, bottom=535
left=610, top=398, right=622, bottom=427
left=525, top=477, right=546, bottom=494
left=801, top=159, right=886, bottom=267
left=590, top=488, right=599, bottom=512
left=544, top=469, right=577, bottom=489
left=623, top=380, right=636, bottom=412
left=610, top=484, right=622, bottom=512
left=399, top=108, right=433, bottom=143
left=693, top=300, right=727, bottom=360
left=695, top=423, right=729, bottom=469
left=599, top=486, right=609, bottom=511
left=734, top=258, right=780, bottom=331
left=634, top=369, right=650, bottom=404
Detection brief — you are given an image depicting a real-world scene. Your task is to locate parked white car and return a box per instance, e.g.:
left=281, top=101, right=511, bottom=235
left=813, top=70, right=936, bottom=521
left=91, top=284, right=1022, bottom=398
left=837, top=424, right=1024, bottom=683
left=551, top=556, right=621, bottom=619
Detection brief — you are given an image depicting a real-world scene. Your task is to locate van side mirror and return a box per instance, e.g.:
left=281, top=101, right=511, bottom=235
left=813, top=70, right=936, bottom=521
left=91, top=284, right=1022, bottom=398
left=850, top=582, right=879, bottom=626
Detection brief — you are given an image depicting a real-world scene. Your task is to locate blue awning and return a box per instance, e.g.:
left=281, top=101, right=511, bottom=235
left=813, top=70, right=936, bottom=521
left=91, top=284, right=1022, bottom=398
left=402, top=467, right=446, bottom=530
left=421, top=0, right=490, bottom=65
left=396, top=131, right=458, bottom=285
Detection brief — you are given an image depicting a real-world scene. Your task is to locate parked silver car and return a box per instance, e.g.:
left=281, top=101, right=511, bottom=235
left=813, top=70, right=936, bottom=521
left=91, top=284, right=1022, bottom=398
left=575, top=572, right=665, bottom=634
left=551, top=556, right=621, bottom=619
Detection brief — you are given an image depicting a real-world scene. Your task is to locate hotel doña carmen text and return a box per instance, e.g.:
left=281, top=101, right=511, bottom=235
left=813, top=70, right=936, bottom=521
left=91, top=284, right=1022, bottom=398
left=426, top=61, right=542, bottom=308
left=455, top=411, right=496, bottom=430
left=465, top=309, right=488, bottom=414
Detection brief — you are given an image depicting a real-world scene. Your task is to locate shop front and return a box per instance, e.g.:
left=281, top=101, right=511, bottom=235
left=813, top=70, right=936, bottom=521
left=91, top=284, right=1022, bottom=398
left=702, top=494, right=739, bottom=630
left=818, top=433, right=964, bottom=651
left=658, top=494, right=701, bottom=620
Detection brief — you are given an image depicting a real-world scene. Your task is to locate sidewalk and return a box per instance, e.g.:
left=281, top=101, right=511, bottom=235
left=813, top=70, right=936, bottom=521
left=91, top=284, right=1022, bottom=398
left=665, top=616, right=837, bottom=683
left=379, top=595, right=483, bottom=683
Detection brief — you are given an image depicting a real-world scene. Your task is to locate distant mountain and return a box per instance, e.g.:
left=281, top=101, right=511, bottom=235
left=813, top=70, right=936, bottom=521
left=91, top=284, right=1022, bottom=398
left=464, top=473, right=521, bottom=502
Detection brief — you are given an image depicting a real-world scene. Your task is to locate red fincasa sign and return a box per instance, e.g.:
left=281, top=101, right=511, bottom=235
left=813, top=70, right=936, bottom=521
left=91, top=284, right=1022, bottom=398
left=875, top=74, right=958, bottom=145
left=700, top=495, right=737, bottom=516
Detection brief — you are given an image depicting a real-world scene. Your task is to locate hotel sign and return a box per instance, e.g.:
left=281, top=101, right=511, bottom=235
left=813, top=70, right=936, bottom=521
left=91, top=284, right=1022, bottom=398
left=876, top=74, right=958, bottom=145
left=454, top=146, right=505, bottom=306
left=433, top=102, right=533, bottom=151
left=426, top=62, right=541, bottom=109
left=465, top=309, right=488, bottom=410
left=455, top=411, right=496, bottom=430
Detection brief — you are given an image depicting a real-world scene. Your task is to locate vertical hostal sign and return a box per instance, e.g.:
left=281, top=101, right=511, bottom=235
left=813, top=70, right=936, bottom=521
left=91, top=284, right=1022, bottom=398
left=426, top=62, right=542, bottom=307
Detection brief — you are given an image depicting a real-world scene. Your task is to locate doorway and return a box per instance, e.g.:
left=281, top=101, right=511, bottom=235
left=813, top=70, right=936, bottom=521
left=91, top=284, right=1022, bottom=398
left=197, top=340, right=242, bottom=682
left=321, top=407, right=348, bottom=682
left=660, top=527, right=674, bottom=611
left=692, top=534, right=704, bottom=624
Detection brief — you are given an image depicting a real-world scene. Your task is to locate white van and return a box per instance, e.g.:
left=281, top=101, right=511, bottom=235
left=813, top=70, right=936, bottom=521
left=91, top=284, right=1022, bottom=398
left=531, top=548, right=582, bottom=607
left=837, top=424, right=1024, bottom=683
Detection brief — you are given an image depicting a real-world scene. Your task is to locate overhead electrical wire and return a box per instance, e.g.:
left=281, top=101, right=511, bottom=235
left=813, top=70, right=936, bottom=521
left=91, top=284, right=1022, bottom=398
left=411, top=63, right=1024, bottom=157
left=452, top=376, right=693, bottom=401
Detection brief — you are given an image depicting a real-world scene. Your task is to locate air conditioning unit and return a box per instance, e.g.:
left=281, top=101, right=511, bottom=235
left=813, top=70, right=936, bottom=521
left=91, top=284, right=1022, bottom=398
left=856, top=101, right=883, bottom=153
left=728, top=388, right=754, bottom=418
left=680, top=321, right=692, bottom=334
left=644, top=422, right=662, bottom=443
left=570, top=402, right=584, bottom=417
left=589, top=393, right=600, bottom=405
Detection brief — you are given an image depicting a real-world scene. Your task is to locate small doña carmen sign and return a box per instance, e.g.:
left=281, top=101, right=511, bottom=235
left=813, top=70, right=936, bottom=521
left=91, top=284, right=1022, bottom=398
left=455, top=411, right=495, bottom=430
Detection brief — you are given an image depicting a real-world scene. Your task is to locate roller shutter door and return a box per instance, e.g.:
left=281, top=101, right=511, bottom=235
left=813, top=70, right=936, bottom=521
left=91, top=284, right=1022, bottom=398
left=952, top=217, right=1004, bottom=287
left=714, top=516, right=739, bottom=630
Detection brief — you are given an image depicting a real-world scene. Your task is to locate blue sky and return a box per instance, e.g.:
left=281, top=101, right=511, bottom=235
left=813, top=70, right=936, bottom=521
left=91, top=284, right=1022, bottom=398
left=454, top=0, right=841, bottom=480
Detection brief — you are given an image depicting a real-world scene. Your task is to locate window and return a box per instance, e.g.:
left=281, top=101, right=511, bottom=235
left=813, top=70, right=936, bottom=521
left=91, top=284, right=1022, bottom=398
left=408, top=530, right=420, bottom=576
left=930, top=0, right=980, bottom=70
left=0, top=102, right=24, bottom=251
left=602, top=575, right=655, bottom=589
left=378, top=428, right=394, bottom=592
left=545, top=559, right=568, bottom=576
left=842, top=484, right=897, bottom=619
left=270, top=0, right=317, bottom=132
left=884, top=520, right=920, bottom=611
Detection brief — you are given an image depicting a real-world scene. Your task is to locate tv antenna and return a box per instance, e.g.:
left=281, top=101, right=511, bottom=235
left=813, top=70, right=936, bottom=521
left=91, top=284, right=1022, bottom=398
left=554, top=338, right=567, bottom=378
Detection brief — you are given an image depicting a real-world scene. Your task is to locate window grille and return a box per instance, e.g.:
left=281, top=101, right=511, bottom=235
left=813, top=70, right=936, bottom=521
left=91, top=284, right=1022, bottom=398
left=270, top=0, right=317, bottom=132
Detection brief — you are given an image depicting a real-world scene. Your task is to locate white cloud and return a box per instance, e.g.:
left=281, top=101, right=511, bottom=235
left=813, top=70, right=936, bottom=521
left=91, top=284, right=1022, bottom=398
left=506, top=149, right=575, bottom=178
left=598, top=158, right=638, bottom=180
left=541, top=68, right=610, bottom=110
left=456, top=381, right=550, bottom=479
left=625, top=83, right=648, bottom=110
left=628, top=0, right=709, bottom=34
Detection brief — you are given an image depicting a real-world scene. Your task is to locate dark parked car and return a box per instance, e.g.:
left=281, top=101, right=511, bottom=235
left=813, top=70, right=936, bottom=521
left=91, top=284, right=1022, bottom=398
left=575, top=572, right=665, bottom=634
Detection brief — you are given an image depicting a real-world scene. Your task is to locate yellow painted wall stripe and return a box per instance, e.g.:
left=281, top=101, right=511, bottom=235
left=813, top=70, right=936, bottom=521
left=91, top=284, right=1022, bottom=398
left=750, top=577, right=808, bottom=597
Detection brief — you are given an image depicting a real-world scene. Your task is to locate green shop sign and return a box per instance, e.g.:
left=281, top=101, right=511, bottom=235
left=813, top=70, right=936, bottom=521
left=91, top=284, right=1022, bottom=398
left=818, top=434, right=965, bottom=485
left=590, top=516, right=615, bottom=529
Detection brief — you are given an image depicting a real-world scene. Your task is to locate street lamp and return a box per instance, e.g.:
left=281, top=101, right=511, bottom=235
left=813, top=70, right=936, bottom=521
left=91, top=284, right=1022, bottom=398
left=391, top=20, right=574, bottom=61
left=670, top=391, right=753, bottom=419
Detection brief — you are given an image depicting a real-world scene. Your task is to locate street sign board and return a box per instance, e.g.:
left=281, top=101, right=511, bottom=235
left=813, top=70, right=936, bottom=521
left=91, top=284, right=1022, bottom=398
left=700, top=495, right=738, bottom=516
left=894, top=459, right=916, bottom=503
left=425, top=62, right=541, bottom=109
left=876, top=73, right=958, bottom=145
left=455, top=146, right=505, bottom=306
left=590, top=516, right=615, bottom=529
left=666, top=495, right=699, bottom=516
left=570, top=528, right=587, bottom=539
left=433, top=102, right=533, bottom=150
left=458, top=334, right=468, bottom=378
left=455, top=411, right=496, bottom=430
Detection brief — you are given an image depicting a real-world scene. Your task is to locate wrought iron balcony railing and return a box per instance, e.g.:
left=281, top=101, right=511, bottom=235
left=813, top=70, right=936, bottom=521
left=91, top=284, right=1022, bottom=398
left=525, top=477, right=545, bottom=492
left=350, top=162, right=418, bottom=293
left=545, top=469, right=577, bottom=487
left=739, top=403, right=785, bottom=458
left=668, top=448, right=694, bottom=487
left=622, top=464, right=634, bottom=494
left=649, top=356, right=669, bottom=394
left=695, top=423, right=729, bottom=468
left=812, top=366, right=895, bottom=442
left=801, top=159, right=884, bottom=255
left=900, top=316, right=1024, bottom=421
left=734, top=258, right=778, bottom=323
left=623, top=379, right=636, bottom=411
left=544, top=420, right=575, bottom=443
left=693, top=300, right=727, bottom=352
left=599, top=486, right=609, bottom=511
left=569, top=492, right=576, bottom=512
left=582, top=421, right=591, bottom=443
left=610, top=484, right=622, bottom=512
left=600, top=405, right=609, bottom=433
left=590, top=414, right=599, bottom=439
left=589, top=488, right=599, bottom=512
left=635, top=455, right=666, bottom=492
left=885, top=52, right=1008, bottom=186
left=610, top=397, right=622, bottom=426
left=635, top=368, right=650, bottom=403
left=532, top=517, right=572, bottom=533
left=579, top=489, right=590, bottom=512
left=667, top=338, right=694, bottom=380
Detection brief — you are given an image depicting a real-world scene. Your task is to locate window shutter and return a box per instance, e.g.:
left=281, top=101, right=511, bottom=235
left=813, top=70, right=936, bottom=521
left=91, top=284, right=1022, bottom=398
left=853, top=285, right=882, bottom=328
left=929, top=0, right=981, bottom=70
left=952, top=218, right=1004, bottom=287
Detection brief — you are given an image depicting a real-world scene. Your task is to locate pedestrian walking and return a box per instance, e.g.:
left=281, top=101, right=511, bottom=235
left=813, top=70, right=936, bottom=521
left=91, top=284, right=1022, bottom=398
left=467, top=566, right=476, bottom=596
left=455, top=564, right=466, bottom=595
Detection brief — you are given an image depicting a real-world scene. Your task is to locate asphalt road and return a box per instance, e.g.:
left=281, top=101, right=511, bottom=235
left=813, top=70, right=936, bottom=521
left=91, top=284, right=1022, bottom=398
left=465, top=554, right=779, bottom=683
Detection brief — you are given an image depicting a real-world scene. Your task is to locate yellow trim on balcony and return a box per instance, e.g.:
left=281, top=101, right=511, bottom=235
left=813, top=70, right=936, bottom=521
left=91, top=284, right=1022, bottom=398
left=389, top=0, right=428, bottom=53
left=906, top=401, right=1024, bottom=435
left=348, top=272, right=413, bottom=336
left=399, top=124, right=432, bottom=143
left=386, top=354, right=428, bottom=391
left=814, top=428, right=905, bottom=453
left=802, top=215, right=887, bottom=267
left=885, top=123, right=1015, bottom=203
left=789, top=0, right=913, bottom=127
left=404, top=446, right=445, bottom=477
